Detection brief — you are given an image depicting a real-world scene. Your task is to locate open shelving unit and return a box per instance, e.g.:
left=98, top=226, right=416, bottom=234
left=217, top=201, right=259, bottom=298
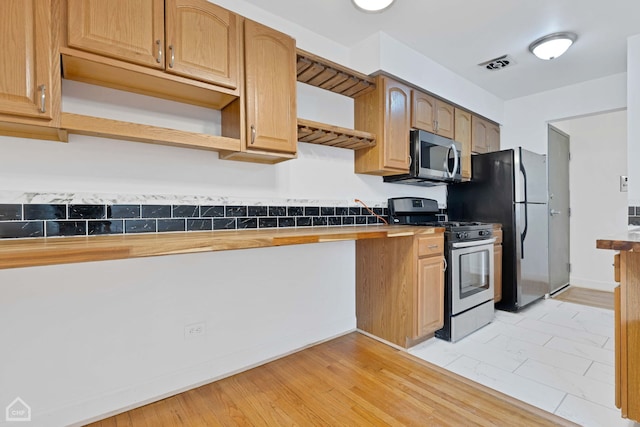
left=297, top=118, right=375, bottom=150
left=296, top=48, right=377, bottom=151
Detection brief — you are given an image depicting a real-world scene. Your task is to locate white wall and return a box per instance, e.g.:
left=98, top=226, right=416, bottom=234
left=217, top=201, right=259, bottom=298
left=502, top=72, right=627, bottom=155
left=0, top=243, right=355, bottom=427
left=350, top=32, right=505, bottom=124
left=552, top=111, right=628, bottom=291
left=628, top=34, right=640, bottom=205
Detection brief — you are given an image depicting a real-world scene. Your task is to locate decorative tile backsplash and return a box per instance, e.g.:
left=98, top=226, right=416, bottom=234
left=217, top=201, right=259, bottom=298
left=0, top=203, right=389, bottom=239
left=629, top=206, right=640, bottom=226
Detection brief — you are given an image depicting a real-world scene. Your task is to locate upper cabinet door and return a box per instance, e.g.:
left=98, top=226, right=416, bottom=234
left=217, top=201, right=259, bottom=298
left=435, top=102, right=454, bottom=139
left=454, top=108, right=472, bottom=180
left=244, top=20, right=297, bottom=154
left=165, top=0, right=239, bottom=89
left=411, top=90, right=436, bottom=133
left=383, top=78, right=411, bottom=171
left=0, top=0, right=53, bottom=120
left=471, top=115, right=489, bottom=154
left=67, top=0, right=165, bottom=68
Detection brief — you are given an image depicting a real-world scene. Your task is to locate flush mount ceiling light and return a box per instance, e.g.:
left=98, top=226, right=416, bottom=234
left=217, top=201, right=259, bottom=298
left=528, top=32, right=577, bottom=60
left=352, top=0, right=395, bottom=13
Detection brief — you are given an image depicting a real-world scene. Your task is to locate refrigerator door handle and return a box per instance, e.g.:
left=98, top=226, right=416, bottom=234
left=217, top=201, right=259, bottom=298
left=520, top=161, right=528, bottom=259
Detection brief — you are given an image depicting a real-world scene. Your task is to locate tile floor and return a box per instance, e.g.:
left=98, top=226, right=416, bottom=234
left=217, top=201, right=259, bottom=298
left=409, top=298, right=640, bottom=427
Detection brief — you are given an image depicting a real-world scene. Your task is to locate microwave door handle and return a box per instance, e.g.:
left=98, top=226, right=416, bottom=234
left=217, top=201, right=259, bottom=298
left=451, top=142, right=459, bottom=178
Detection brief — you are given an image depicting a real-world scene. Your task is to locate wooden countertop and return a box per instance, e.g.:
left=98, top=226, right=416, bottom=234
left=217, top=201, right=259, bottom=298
left=596, top=230, right=640, bottom=251
left=0, top=225, right=443, bottom=270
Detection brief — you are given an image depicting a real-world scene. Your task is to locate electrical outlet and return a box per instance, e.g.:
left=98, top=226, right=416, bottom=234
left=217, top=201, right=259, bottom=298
left=621, top=175, right=628, bottom=192
left=184, top=322, right=206, bottom=339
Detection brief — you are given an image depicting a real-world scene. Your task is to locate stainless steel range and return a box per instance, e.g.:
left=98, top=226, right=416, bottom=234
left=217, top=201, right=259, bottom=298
left=388, top=197, right=495, bottom=342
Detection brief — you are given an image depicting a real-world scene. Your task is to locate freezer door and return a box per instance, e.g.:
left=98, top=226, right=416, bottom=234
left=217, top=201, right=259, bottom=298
left=515, top=203, right=549, bottom=308
left=515, top=148, right=548, bottom=204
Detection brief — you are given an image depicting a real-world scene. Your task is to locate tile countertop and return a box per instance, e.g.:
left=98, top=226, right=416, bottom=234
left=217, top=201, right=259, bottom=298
left=0, top=225, right=444, bottom=270
left=596, top=229, right=640, bottom=251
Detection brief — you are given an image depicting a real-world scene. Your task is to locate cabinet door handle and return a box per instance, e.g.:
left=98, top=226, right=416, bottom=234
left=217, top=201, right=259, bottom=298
left=38, top=84, right=46, bottom=113
left=442, top=257, right=447, bottom=272
left=156, top=40, right=163, bottom=64
left=250, top=125, right=256, bottom=144
left=428, top=244, right=439, bottom=249
left=434, top=120, right=438, bottom=132
left=169, top=45, right=175, bottom=68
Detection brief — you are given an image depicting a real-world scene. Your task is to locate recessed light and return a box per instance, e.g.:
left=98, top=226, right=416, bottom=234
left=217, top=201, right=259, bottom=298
left=529, top=32, right=577, bottom=60
left=352, top=0, right=395, bottom=13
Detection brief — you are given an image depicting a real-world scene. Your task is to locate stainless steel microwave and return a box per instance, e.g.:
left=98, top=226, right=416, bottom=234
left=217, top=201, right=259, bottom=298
left=384, top=129, right=462, bottom=186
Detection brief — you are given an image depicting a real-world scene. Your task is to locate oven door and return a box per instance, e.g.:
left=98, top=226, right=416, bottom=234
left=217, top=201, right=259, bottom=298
left=449, top=239, right=495, bottom=315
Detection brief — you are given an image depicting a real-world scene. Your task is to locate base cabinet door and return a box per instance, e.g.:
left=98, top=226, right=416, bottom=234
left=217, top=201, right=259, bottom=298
left=243, top=20, right=297, bottom=154
left=0, top=0, right=54, bottom=120
left=494, top=244, right=502, bottom=302
left=615, top=284, right=621, bottom=409
left=414, top=255, right=445, bottom=339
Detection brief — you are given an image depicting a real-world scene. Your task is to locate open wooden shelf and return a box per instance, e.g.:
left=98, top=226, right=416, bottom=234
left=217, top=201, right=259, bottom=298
left=61, top=48, right=239, bottom=110
left=296, top=48, right=375, bottom=98
left=297, top=118, right=376, bottom=150
left=61, top=113, right=241, bottom=152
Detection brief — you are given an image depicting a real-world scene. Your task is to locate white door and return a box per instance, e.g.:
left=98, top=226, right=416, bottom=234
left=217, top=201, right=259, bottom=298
left=548, top=125, right=571, bottom=294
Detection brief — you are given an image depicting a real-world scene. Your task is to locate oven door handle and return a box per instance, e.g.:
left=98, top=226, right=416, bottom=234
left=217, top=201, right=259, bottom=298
left=451, top=238, right=496, bottom=248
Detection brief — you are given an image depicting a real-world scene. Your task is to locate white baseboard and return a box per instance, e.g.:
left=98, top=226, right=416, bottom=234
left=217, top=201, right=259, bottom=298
left=569, top=277, right=617, bottom=292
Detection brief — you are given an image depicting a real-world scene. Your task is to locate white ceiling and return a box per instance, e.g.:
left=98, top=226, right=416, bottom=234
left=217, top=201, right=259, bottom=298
left=241, top=0, right=640, bottom=100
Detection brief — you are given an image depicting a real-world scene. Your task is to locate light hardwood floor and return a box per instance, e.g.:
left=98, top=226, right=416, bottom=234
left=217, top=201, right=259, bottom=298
left=552, top=285, right=614, bottom=310
left=86, top=332, right=577, bottom=426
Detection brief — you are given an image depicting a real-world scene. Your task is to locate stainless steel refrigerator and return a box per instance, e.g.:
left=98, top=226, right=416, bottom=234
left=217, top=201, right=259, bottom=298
left=447, top=148, right=549, bottom=311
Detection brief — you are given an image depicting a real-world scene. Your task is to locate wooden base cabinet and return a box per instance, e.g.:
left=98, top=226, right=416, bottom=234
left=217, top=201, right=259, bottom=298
left=356, top=233, right=445, bottom=348
left=613, top=251, right=640, bottom=422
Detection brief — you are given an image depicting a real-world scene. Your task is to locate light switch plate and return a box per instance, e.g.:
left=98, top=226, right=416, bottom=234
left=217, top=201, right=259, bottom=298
left=620, top=175, right=628, bottom=192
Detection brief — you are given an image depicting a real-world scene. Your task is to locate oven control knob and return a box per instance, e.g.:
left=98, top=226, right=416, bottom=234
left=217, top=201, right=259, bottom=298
left=464, top=232, right=469, bottom=238
left=456, top=232, right=462, bottom=239
left=479, top=230, right=486, bottom=236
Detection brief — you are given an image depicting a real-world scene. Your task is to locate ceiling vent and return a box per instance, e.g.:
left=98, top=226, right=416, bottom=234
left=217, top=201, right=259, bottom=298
left=478, top=54, right=516, bottom=71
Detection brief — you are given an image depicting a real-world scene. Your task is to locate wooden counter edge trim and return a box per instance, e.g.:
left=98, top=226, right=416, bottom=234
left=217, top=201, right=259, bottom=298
left=597, top=239, right=640, bottom=251
left=0, top=226, right=443, bottom=270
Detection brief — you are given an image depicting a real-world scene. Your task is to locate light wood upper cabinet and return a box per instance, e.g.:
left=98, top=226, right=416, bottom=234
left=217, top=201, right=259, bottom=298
left=472, top=115, right=500, bottom=154
left=0, top=0, right=54, bottom=121
left=67, top=0, right=165, bottom=69
left=67, top=0, right=239, bottom=89
left=355, top=75, right=411, bottom=175
left=243, top=19, right=296, bottom=154
left=411, top=90, right=454, bottom=139
left=454, top=108, right=472, bottom=181
left=487, top=121, right=500, bottom=152
left=164, top=0, right=238, bottom=88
